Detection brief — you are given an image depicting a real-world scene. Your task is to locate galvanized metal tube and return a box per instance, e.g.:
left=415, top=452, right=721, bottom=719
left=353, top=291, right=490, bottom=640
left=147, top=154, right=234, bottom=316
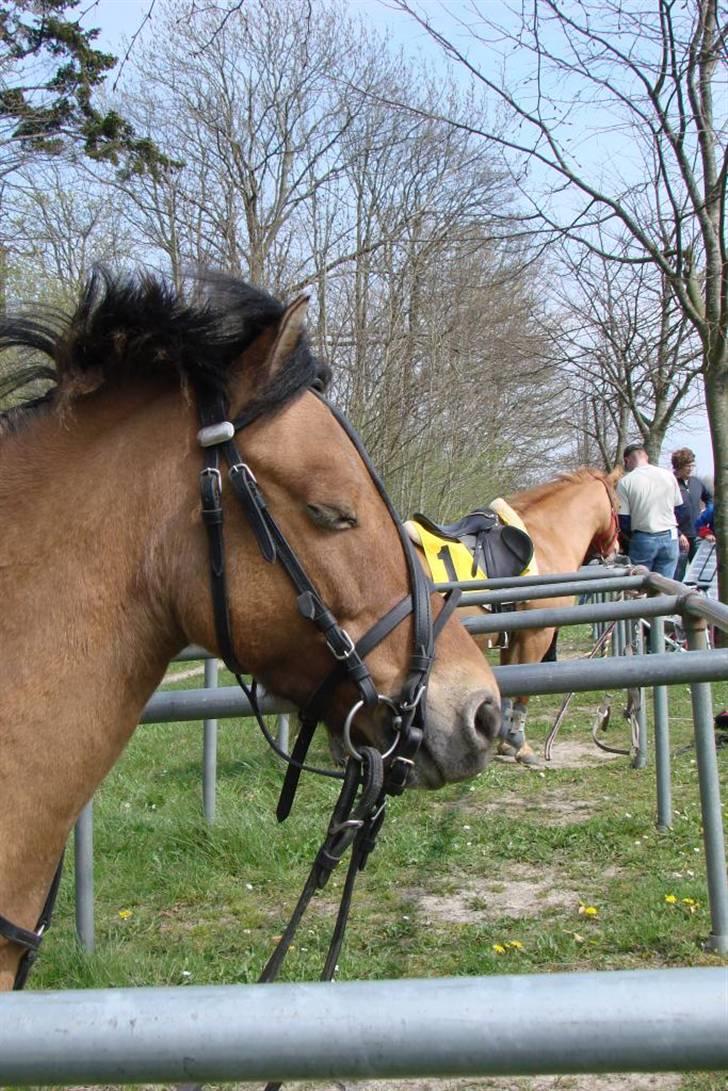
left=632, top=619, right=648, bottom=770
left=202, top=657, right=219, bottom=825
left=461, top=575, right=646, bottom=609
left=73, top=801, right=94, bottom=954
left=434, top=566, right=633, bottom=593
left=685, top=618, right=728, bottom=954
left=649, top=615, right=672, bottom=830
left=0, top=968, right=726, bottom=1085
left=614, top=615, right=625, bottom=657
left=141, top=686, right=295, bottom=723
left=139, top=651, right=728, bottom=723
left=276, top=713, right=290, bottom=752
left=645, top=572, right=728, bottom=631
left=462, top=594, right=680, bottom=635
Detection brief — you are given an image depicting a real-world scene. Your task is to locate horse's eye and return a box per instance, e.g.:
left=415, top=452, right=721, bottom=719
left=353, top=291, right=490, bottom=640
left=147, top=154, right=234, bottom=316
left=306, top=503, right=357, bottom=531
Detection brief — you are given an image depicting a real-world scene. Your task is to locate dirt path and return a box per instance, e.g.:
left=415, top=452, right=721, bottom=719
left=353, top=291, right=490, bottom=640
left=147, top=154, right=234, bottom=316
left=285, top=1075, right=682, bottom=1091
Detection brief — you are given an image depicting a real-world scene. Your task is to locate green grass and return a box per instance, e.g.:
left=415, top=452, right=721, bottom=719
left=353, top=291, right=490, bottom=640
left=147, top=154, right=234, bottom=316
left=15, top=629, right=728, bottom=1089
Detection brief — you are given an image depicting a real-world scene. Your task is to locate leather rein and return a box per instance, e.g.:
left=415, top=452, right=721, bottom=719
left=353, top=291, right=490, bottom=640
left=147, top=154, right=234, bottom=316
left=1, top=385, right=460, bottom=996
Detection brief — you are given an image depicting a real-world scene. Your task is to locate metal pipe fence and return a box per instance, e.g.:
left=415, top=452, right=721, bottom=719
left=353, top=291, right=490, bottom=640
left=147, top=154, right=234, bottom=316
left=70, top=565, right=728, bottom=954
left=28, top=562, right=727, bottom=1084
left=2, top=968, right=726, bottom=1085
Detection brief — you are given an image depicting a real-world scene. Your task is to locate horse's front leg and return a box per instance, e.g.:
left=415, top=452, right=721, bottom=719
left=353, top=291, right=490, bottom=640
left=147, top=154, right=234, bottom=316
left=497, top=695, right=538, bottom=765
left=497, top=627, right=556, bottom=767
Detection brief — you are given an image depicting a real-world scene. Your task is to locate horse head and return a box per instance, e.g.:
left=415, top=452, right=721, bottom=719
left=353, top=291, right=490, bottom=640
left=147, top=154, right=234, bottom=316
left=0, top=270, right=503, bottom=989
left=165, top=284, right=500, bottom=788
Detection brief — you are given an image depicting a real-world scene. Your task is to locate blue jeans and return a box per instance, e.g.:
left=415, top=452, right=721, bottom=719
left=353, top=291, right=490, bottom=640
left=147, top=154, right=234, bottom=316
left=628, top=530, right=679, bottom=577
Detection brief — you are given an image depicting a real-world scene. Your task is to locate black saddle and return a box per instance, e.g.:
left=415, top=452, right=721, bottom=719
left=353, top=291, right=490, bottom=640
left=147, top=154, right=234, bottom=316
left=413, top=508, right=534, bottom=581
left=415, top=509, right=498, bottom=540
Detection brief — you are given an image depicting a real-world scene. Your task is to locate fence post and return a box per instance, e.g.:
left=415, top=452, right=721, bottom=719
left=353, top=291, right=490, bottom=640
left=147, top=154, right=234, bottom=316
left=631, top=619, right=648, bottom=769
left=649, top=615, right=672, bottom=830
left=73, top=801, right=95, bottom=953
left=202, top=658, right=219, bottom=825
left=684, top=614, right=728, bottom=953
left=276, top=714, right=290, bottom=753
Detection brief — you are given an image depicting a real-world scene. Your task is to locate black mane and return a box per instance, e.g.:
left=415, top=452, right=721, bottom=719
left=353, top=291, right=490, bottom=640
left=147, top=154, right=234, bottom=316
left=0, top=269, right=328, bottom=432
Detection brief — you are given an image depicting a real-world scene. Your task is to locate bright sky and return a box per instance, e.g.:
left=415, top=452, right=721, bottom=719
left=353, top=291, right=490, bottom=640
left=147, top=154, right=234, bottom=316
left=85, top=0, right=714, bottom=480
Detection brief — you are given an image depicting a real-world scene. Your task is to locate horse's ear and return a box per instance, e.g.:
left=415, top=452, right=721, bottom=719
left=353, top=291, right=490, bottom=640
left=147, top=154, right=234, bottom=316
left=265, top=291, right=310, bottom=379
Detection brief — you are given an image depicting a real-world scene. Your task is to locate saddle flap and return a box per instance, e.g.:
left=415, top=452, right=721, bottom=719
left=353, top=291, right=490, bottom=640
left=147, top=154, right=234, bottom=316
left=500, top=524, right=535, bottom=571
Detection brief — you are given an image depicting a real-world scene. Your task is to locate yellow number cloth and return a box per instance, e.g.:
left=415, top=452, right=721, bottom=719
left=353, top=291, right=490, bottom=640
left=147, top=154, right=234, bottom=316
left=415, top=523, right=487, bottom=583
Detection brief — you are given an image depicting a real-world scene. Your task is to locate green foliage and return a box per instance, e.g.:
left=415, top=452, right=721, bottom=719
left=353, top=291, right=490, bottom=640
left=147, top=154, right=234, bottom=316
left=0, top=0, right=171, bottom=175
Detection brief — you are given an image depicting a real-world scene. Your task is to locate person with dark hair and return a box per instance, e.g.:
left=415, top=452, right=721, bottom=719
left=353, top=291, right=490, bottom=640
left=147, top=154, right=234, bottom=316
left=671, top=447, right=712, bottom=581
left=616, top=442, right=687, bottom=577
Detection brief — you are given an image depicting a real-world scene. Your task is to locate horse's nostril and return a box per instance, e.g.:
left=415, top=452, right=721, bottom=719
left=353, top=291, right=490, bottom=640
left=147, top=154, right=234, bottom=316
left=474, top=695, right=501, bottom=742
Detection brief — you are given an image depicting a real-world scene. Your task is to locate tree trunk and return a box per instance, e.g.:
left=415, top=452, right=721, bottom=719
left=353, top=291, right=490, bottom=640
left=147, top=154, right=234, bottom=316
left=704, top=369, right=728, bottom=605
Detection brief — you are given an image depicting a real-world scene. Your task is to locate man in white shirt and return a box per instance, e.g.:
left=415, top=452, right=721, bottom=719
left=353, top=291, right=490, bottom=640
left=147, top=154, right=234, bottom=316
left=617, top=442, right=686, bottom=577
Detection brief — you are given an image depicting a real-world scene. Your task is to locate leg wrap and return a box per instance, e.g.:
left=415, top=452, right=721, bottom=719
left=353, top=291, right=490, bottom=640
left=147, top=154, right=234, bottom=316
left=501, top=701, right=527, bottom=751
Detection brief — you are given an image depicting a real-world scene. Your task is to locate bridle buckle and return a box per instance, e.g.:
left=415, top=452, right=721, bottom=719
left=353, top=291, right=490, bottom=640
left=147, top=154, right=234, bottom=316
left=200, top=466, right=222, bottom=501
left=229, top=461, right=258, bottom=484
left=400, top=684, right=426, bottom=712
left=326, top=627, right=356, bottom=660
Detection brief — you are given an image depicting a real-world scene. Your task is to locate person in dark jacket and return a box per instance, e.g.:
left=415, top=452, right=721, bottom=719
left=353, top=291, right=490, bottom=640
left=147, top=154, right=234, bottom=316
left=672, top=447, right=712, bottom=581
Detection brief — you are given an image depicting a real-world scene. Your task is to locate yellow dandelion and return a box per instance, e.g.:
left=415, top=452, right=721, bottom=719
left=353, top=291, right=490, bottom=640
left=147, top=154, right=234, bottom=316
left=492, top=943, right=506, bottom=954
left=664, top=894, right=678, bottom=904
left=578, top=903, right=599, bottom=918
left=118, top=909, right=133, bottom=920
left=681, top=897, right=696, bottom=906
left=506, top=940, right=524, bottom=949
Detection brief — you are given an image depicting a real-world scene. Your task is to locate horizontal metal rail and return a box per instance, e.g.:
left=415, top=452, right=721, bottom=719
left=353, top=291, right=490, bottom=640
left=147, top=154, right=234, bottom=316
left=1, top=968, right=726, bottom=1085
left=143, top=650, right=728, bottom=723
left=645, top=572, right=728, bottom=630
left=434, top=565, right=633, bottom=593
left=463, top=593, right=681, bottom=634
left=460, top=575, right=645, bottom=608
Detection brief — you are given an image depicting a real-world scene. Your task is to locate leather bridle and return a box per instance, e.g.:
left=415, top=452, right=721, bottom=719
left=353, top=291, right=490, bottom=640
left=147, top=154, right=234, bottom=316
left=197, top=386, right=461, bottom=812
left=588, top=478, right=620, bottom=561
left=1, top=383, right=461, bottom=993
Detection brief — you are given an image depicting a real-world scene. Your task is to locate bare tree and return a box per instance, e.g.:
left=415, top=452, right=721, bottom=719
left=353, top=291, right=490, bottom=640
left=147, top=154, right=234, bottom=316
left=553, top=246, right=703, bottom=465
left=100, top=0, right=561, bottom=513
left=3, top=164, right=138, bottom=304
left=394, top=0, right=728, bottom=596
left=113, top=0, right=381, bottom=291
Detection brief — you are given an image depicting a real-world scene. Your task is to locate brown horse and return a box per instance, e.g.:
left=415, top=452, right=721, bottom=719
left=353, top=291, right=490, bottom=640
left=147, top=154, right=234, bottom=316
left=408, top=469, right=621, bottom=765
left=0, top=271, right=499, bottom=990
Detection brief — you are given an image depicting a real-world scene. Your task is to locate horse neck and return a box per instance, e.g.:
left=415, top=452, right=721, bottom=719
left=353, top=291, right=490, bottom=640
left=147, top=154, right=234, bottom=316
left=0, top=387, right=188, bottom=968
left=512, top=477, right=610, bottom=572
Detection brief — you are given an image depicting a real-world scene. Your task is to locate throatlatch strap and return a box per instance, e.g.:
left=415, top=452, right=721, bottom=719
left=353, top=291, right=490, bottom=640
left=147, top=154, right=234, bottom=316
left=4, top=852, right=65, bottom=991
